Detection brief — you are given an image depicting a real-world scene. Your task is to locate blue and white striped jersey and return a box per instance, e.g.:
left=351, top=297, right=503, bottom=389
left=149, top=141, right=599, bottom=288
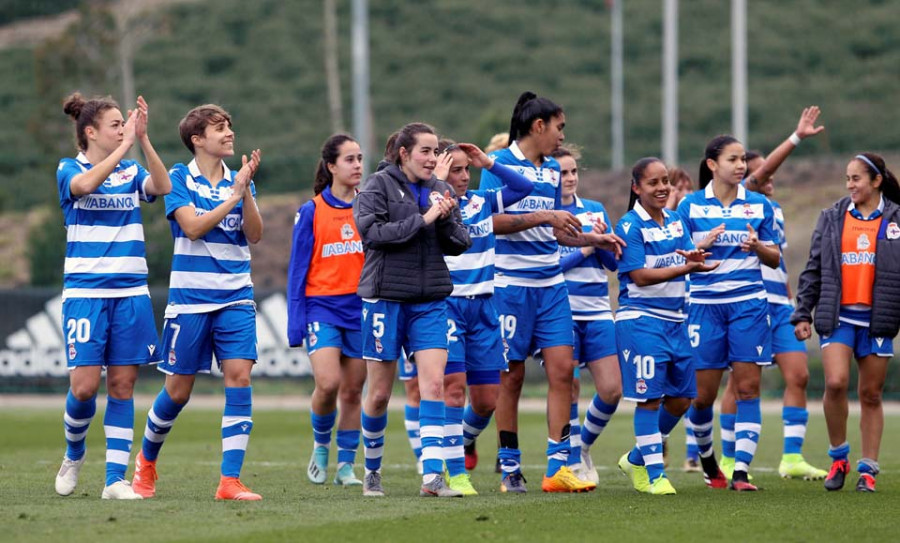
left=559, top=196, right=614, bottom=320
left=676, top=183, right=777, bottom=304
left=761, top=199, right=791, bottom=306
left=164, top=160, right=256, bottom=317
left=57, top=152, right=155, bottom=299
left=445, top=189, right=504, bottom=297
left=616, top=203, right=693, bottom=322
left=478, top=142, right=563, bottom=288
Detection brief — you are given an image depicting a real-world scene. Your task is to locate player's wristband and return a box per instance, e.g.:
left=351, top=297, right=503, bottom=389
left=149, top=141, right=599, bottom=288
left=788, top=132, right=801, bottom=146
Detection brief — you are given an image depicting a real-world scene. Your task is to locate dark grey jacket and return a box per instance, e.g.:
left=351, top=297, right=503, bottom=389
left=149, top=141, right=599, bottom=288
left=354, top=164, right=471, bottom=302
left=791, top=196, right=900, bottom=338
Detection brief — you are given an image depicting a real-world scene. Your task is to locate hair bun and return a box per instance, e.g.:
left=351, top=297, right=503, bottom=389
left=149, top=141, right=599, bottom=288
left=62, top=92, right=85, bottom=120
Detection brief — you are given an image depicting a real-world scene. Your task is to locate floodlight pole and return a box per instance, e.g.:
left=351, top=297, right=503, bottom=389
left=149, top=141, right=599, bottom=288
left=352, top=0, right=371, bottom=176
left=662, top=0, right=678, bottom=166
left=611, top=0, right=624, bottom=170
left=732, top=0, right=747, bottom=144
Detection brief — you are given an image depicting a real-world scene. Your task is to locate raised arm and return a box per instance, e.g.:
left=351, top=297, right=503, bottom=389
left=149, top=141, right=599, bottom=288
left=746, top=106, right=824, bottom=187
left=68, top=109, right=139, bottom=197
left=134, top=96, right=172, bottom=196
left=457, top=143, right=535, bottom=208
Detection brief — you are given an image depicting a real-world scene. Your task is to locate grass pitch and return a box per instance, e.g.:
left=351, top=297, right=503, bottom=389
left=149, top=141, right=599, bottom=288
left=1, top=400, right=897, bottom=543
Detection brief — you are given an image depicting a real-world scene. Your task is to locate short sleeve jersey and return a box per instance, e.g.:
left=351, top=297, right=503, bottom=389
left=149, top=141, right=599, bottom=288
left=478, top=141, right=563, bottom=288
left=760, top=198, right=791, bottom=305
left=444, top=188, right=504, bottom=297
left=559, top=196, right=613, bottom=320
left=616, top=203, right=694, bottom=322
left=676, top=183, right=778, bottom=304
left=164, top=159, right=256, bottom=317
left=57, top=152, right=154, bottom=299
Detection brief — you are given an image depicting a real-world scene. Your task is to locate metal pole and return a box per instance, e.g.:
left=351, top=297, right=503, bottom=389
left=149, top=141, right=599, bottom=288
left=352, top=0, right=371, bottom=176
left=662, top=0, right=678, bottom=165
left=732, top=0, right=747, bottom=143
left=611, top=0, right=624, bottom=170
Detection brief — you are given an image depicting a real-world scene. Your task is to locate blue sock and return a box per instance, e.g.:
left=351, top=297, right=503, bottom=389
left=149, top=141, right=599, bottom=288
left=734, top=398, right=761, bottom=473
left=690, top=405, right=715, bottom=458
left=336, top=429, right=360, bottom=465
left=546, top=437, right=569, bottom=477
left=221, top=387, right=253, bottom=478
left=419, top=400, right=445, bottom=477
left=443, top=406, right=465, bottom=476
left=141, top=387, right=186, bottom=462
left=104, top=396, right=134, bottom=486
left=64, top=390, right=96, bottom=461
left=782, top=406, right=808, bottom=456
left=567, top=402, right=582, bottom=466
left=720, top=413, right=736, bottom=459
left=403, top=405, right=421, bottom=461
left=462, top=406, right=491, bottom=446
left=684, top=406, right=699, bottom=460
left=857, top=458, right=879, bottom=476
left=581, top=394, right=617, bottom=447
left=658, top=406, right=682, bottom=437
left=311, top=410, right=337, bottom=448
left=635, top=406, right=664, bottom=483
left=828, top=441, right=850, bottom=462
left=628, top=445, right=645, bottom=466
left=361, top=411, right=388, bottom=472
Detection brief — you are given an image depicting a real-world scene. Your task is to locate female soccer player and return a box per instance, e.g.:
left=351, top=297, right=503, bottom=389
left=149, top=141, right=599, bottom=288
left=677, top=135, right=780, bottom=491
left=54, top=93, right=171, bottom=500
left=793, top=153, right=900, bottom=492
left=616, top=157, right=718, bottom=495
left=481, top=91, right=624, bottom=494
left=551, top=146, right=621, bottom=485
left=288, top=134, right=366, bottom=486
left=354, top=122, right=471, bottom=497
left=437, top=139, right=534, bottom=496
left=132, top=104, right=264, bottom=501
left=717, top=107, right=828, bottom=482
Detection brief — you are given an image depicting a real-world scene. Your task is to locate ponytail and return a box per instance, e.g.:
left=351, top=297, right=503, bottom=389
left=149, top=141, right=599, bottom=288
left=628, top=157, right=664, bottom=211
left=698, top=135, right=739, bottom=190
left=855, top=152, right=900, bottom=206
left=507, top=91, right=563, bottom=145
left=313, top=133, right=356, bottom=195
left=62, top=91, right=119, bottom=152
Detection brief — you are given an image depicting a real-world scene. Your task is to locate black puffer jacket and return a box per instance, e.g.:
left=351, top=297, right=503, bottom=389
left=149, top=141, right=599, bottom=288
left=354, top=164, right=471, bottom=302
left=792, top=196, right=900, bottom=338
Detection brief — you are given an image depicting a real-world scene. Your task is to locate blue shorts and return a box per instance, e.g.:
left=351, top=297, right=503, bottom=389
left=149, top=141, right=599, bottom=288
left=159, top=303, right=258, bottom=375
left=616, top=317, right=696, bottom=402
left=307, top=322, right=362, bottom=358
left=398, top=350, right=417, bottom=380
left=493, top=283, right=573, bottom=362
left=688, top=297, right=773, bottom=370
left=821, top=310, right=895, bottom=359
left=62, top=296, right=161, bottom=368
left=362, top=300, right=448, bottom=361
left=769, top=303, right=807, bottom=355
left=447, top=295, right=507, bottom=374
left=573, top=318, right=617, bottom=367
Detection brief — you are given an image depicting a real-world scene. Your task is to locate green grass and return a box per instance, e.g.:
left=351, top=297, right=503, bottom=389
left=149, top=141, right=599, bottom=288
left=1, top=403, right=898, bottom=542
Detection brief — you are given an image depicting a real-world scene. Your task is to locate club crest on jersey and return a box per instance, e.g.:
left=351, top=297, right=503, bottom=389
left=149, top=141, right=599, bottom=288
left=857, top=233, right=871, bottom=250
left=374, top=338, right=383, bottom=354
left=103, top=165, right=137, bottom=188
left=636, top=379, right=647, bottom=394
left=463, top=194, right=485, bottom=218
left=671, top=221, right=683, bottom=237
left=168, top=349, right=177, bottom=365
left=68, top=343, right=77, bottom=360
left=887, top=222, right=900, bottom=240
left=428, top=191, right=445, bottom=207
left=341, top=223, right=355, bottom=240
left=742, top=203, right=754, bottom=218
